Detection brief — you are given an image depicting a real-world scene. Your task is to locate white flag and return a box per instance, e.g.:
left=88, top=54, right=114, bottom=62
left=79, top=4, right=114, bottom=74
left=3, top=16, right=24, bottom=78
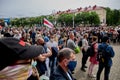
left=43, top=18, right=54, bottom=28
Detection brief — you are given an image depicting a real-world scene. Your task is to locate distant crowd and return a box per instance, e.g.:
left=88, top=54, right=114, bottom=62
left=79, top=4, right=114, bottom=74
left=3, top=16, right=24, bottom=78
left=0, top=26, right=118, bottom=80
left=0, top=26, right=120, bottom=44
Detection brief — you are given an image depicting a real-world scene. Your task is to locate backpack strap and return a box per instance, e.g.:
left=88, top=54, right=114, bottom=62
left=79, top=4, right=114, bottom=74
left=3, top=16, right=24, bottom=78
left=97, top=44, right=109, bottom=63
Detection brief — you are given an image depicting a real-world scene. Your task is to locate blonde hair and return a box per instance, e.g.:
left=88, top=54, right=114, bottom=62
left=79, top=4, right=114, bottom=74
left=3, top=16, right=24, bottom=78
left=83, top=33, right=88, bottom=38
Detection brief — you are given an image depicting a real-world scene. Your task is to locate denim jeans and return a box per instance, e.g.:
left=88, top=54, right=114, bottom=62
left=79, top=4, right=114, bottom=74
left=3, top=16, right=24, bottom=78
left=96, top=62, right=111, bottom=80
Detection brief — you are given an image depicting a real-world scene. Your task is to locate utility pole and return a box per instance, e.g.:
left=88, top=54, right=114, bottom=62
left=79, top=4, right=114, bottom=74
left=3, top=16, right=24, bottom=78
left=73, top=13, right=75, bottom=28
left=52, top=10, right=56, bottom=26
left=41, top=17, right=42, bottom=27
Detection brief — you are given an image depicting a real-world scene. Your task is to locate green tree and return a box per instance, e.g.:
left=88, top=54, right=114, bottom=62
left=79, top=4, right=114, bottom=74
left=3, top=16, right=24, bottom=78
left=65, top=13, right=73, bottom=26
left=113, top=9, right=120, bottom=25
left=11, top=18, right=21, bottom=26
left=57, top=13, right=73, bottom=26
left=106, top=7, right=114, bottom=26
left=75, top=13, right=82, bottom=25
left=75, top=12, right=100, bottom=27
left=89, top=12, right=100, bottom=26
left=57, top=14, right=65, bottom=26
left=80, top=12, right=90, bottom=26
left=118, top=10, right=120, bottom=25
left=35, top=16, right=44, bottom=26
left=48, top=16, right=54, bottom=22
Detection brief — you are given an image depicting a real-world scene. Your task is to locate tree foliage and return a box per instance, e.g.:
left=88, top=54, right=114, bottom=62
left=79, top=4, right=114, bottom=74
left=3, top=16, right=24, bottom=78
left=75, top=12, right=100, bottom=26
left=106, top=7, right=120, bottom=26
left=10, top=7, right=120, bottom=27
left=57, top=13, right=73, bottom=26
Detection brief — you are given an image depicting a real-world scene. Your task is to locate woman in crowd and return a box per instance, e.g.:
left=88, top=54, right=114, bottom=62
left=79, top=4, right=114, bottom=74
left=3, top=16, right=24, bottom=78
left=88, top=36, right=99, bottom=78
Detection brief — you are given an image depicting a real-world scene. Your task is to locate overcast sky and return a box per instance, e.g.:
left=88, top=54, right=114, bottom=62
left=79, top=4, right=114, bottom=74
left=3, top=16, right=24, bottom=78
left=0, top=0, right=120, bottom=18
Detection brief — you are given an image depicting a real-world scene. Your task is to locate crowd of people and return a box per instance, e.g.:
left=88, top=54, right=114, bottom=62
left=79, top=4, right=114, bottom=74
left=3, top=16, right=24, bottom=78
left=0, top=26, right=118, bottom=80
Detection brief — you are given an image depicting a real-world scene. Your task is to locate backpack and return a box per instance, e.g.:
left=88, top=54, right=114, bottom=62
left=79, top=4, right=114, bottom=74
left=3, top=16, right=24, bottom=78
left=97, top=45, right=108, bottom=63
left=87, top=43, right=96, bottom=57
left=74, top=46, right=80, bottom=54
left=78, top=40, right=82, bottom=47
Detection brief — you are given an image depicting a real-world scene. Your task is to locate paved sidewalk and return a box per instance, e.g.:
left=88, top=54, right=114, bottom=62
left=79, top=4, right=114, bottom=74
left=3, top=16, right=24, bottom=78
left=73, top=44, right=120, bottom=80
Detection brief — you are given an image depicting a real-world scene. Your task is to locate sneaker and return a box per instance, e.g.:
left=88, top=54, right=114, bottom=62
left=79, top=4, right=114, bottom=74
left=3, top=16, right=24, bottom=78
left=89, top=74, right=96, bottom=78
left=84, top=65, right=88, bottom=68
left=81, top=68, right=86, bottom=72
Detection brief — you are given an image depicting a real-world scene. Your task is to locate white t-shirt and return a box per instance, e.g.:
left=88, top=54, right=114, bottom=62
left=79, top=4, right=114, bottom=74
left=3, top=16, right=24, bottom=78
left=82, top=38, right=89, bottom=51
left=46, top=41, right=58, bottom=47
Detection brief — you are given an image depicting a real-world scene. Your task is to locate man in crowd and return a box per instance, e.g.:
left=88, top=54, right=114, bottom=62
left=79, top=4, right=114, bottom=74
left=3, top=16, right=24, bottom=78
left=0, top=37, right=46, bottom=80
left=81, top=33, right=89, bottom=72
left=50, top=48, right=77, bottom=80
left=46, top=34, right=59, bottom=74
left=36, top=37, right=52, bottom=77
left=67, top=32, right=77, bottom=51
left=96, top=36, right=115, bottom=80
left=67, top=31, right=78, bottom=73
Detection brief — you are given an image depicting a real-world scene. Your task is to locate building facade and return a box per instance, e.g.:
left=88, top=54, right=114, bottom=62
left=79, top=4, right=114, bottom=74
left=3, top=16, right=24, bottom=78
left=55, top=5, right=106, bottom=24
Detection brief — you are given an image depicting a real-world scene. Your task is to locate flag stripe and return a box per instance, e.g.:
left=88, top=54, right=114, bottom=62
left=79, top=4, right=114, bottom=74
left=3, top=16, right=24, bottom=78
left=44, top=18, right=53, bottom=28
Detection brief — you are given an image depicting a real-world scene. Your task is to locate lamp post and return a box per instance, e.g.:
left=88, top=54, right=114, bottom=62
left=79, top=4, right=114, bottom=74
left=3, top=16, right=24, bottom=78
left=73, top=14, right=74, bottom=28
left=52, top=10, right=56, bottom=26
left=38, top=13, right=42, bottom=27
left=72, top=11, right=75, bottom=28
left=41, top=17, right=42, bottom=27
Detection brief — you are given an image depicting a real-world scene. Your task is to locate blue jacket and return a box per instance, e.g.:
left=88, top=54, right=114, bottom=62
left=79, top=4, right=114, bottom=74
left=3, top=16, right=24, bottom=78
left=98, top=43, right=115, bottom=66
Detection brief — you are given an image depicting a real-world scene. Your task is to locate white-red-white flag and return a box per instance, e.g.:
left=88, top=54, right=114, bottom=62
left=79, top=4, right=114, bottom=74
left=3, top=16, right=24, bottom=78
left=43, top=18, right=54, bottom=28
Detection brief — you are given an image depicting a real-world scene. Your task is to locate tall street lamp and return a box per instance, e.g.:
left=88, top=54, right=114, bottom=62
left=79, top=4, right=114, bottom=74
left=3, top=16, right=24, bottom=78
left=73, top=13, right=74, bottom=28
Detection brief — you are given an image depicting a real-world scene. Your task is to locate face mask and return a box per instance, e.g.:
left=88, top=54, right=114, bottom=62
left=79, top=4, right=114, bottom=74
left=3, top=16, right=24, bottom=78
left=31, top=61, right=37, bottom=67
left=50, top=39, right=54, bottom=42
left=67, top=60, right=77, bottom=71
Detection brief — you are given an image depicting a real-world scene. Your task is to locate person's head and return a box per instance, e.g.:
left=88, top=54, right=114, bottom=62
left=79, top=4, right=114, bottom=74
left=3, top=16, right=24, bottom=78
left=92, top=36, right=98, bottom=42
left=14, top=30, right=19, bottom=34
left=50, top=34, right=54, bottom=42
left=36, top=37, right=45, bottom=46
left=69, top=32, right=74, bottom=40
left=57, top=48, right=77, bottom=72
left=102, top=36, right=109, bottom=43
left=4, top=33, right=12, bottom=37
left=0, top=37, right=45, bottom=70
left=83, top=33, right=88, bottom=39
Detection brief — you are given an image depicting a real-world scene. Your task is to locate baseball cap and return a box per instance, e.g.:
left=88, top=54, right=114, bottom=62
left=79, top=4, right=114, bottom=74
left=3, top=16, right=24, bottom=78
left=0, top=37, right=44, bottom=59
left=44, top=36, right=49, bottom=42
left=0, top=37, right=44, bottom=70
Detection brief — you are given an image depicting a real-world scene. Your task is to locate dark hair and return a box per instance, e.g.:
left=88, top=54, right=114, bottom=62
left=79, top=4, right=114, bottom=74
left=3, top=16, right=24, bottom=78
left=102, top=36, right=109, bottom=42
left=92, top=36, right=98, bottom=41
left=57, top=48, right=74, bottom=62
left=4, top=33, right=12, bottom=37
